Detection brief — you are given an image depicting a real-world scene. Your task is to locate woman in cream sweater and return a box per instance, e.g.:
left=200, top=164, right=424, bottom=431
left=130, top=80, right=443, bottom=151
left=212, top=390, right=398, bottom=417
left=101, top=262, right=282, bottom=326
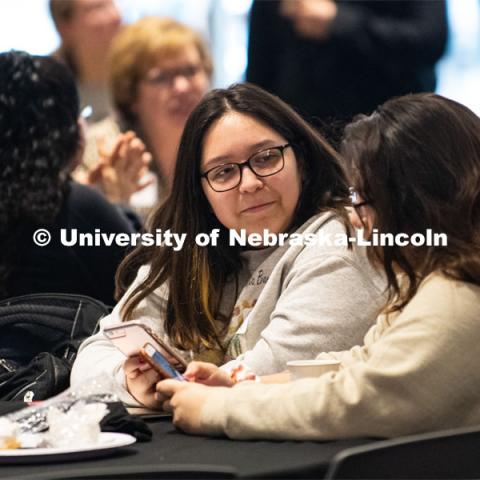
left=157, top=93, right=480, bottom=440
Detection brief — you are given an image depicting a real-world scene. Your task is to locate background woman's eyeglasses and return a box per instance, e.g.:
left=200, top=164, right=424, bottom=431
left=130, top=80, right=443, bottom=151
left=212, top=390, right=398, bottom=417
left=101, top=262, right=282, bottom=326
left=201, top=144, right=291, bottom=192
left=144, top=64, right=203, bottom=88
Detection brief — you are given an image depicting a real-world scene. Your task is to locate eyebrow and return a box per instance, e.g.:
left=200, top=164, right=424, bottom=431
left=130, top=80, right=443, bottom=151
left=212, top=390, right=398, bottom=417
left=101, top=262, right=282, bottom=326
left=202, top=139, right=282, bottom=170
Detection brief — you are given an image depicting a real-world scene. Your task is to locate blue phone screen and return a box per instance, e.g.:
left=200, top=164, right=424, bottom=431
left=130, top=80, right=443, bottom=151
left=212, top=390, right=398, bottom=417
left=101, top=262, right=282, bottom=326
left=152, top=350, right=185, bottom=381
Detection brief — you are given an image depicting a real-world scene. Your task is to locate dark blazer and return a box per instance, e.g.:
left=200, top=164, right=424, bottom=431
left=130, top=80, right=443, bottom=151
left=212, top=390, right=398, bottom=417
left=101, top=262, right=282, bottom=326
left=247, top=0, right=448, bottom=132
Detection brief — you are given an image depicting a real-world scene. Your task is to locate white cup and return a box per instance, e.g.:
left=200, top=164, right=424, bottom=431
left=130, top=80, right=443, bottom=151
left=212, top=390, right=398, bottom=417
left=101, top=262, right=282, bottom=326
left=286, top=359, right=341, bottom=380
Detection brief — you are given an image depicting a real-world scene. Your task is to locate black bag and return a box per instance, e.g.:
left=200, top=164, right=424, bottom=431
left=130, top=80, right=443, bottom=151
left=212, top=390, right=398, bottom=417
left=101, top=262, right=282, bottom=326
left=0, top=293, right=110, bottom=401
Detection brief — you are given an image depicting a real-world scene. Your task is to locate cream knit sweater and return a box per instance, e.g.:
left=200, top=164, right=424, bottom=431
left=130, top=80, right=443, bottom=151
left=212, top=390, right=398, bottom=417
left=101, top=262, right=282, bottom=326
left=201, top=274, right=480, bottom=440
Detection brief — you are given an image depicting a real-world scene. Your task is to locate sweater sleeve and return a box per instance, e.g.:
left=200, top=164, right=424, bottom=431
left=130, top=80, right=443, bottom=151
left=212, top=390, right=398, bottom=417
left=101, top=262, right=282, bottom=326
left=64, top=182, right=138, bottom=306
left=201, top=276, right=480, bottom=440
left=314, top=313, right=392, bottom=366
left=231, top=251, right=384, bottom=374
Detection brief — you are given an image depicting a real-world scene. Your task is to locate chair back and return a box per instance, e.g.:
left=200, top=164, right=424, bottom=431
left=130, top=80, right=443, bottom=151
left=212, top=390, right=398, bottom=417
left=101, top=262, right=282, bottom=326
left=325, top=424, right=480, bottom=479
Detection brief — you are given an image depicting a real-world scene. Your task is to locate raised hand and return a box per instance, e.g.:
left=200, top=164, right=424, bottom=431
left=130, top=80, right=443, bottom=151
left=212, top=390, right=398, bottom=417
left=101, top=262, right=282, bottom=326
left=87, top=131, right=153, bottom=204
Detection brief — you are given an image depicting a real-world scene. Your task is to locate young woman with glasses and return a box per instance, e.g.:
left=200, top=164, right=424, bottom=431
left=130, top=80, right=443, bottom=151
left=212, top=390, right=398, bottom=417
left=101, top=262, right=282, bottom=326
left=156, top=93, right=480, bottom=440
left=71, top=83, right=385, bottom=408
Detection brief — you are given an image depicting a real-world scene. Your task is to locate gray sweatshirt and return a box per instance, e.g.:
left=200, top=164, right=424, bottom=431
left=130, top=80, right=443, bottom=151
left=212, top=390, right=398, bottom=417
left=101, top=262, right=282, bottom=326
left=222, top=212, right=386, bottom=374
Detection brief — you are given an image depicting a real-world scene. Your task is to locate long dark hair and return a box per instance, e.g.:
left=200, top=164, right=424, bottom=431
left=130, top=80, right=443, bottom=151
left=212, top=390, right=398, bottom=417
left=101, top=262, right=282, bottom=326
left=116, top=83, right=349, bottom=352
left=0, top=51, right=80, bottom=298
left=341, top=93, right=480, bottom=310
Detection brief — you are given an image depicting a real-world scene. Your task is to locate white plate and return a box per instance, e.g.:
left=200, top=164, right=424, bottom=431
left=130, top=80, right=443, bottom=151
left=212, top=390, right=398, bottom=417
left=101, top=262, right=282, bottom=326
left=0, top=432, right=136, bottom=464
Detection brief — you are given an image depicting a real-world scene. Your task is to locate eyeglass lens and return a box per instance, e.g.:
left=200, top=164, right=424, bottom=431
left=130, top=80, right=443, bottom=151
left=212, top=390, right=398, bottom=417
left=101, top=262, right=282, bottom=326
left=146, top=65, right=201, bottom=86
left=207, top=146, right=285, bottom=192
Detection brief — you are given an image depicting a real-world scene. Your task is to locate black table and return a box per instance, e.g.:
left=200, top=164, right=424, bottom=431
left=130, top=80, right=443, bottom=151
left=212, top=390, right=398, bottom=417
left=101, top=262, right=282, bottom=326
left=0, top=417, right=375, bottom=479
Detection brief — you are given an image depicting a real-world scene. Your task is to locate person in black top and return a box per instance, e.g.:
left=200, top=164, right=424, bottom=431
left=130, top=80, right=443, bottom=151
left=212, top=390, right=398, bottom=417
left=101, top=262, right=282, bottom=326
left=247, top=0, right=448, bottom=142
left=0, top=51, right=136, bottom=306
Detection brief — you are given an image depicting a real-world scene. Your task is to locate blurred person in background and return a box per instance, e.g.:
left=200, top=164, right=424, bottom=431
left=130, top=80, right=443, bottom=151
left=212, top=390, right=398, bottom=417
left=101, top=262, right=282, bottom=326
left=0, top=51, right=136, bottom=306
left=247, top=0, right=448, bottom=144
left=83, top=17, right=213, bottom=216
left=49, top=0, right=121, bottom=123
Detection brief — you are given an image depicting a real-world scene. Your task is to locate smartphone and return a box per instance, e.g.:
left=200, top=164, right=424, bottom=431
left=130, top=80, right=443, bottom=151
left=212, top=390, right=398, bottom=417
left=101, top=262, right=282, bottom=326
left=140, top=343, right=186, bottom=381
left=103, top=321, right=187, bottom=372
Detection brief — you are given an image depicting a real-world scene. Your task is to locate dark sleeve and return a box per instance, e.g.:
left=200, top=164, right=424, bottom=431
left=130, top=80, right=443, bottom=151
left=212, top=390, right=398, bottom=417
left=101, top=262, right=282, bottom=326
left=65, top=183, right=138, bottom=306
left=246, top=0, right=281, bottom=90
left=330, top=0, right=448, bottom=66
left=115, top=204, right=143, bottom=233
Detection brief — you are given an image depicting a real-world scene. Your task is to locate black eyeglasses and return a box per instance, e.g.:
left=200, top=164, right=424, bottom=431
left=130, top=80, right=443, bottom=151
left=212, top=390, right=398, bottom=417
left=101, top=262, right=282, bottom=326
left=201, top=144, right=291, bottom=192
left=349, top=187, right=371, bottom=209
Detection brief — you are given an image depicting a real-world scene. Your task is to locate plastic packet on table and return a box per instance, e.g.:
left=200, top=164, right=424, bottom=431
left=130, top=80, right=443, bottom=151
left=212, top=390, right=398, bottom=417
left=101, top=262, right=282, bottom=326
left=45, top=401, right=109, bottom=447
left=3, top=373, right=119, bottom=437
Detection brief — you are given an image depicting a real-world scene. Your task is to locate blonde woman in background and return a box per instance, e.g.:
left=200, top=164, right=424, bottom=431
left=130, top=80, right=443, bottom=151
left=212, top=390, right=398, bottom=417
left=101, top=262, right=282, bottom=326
left=83, top=17, right=213, bottom=216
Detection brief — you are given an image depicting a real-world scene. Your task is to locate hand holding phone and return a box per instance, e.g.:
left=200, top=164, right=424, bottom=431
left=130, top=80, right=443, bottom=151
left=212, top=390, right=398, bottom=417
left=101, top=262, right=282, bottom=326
left=123, top=355, right=164, bottom=410
left=104, top=322, right=187, bottom=408
left=103, top=321, right=187, bottom=372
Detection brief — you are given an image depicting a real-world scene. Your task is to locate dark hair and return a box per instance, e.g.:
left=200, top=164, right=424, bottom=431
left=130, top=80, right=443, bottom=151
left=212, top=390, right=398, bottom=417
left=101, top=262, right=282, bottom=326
left=116, top=82, right=349, bottom=352
left=0, top=51, right=80, bottom=298
left=341, top=93, right=480, bottom=310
